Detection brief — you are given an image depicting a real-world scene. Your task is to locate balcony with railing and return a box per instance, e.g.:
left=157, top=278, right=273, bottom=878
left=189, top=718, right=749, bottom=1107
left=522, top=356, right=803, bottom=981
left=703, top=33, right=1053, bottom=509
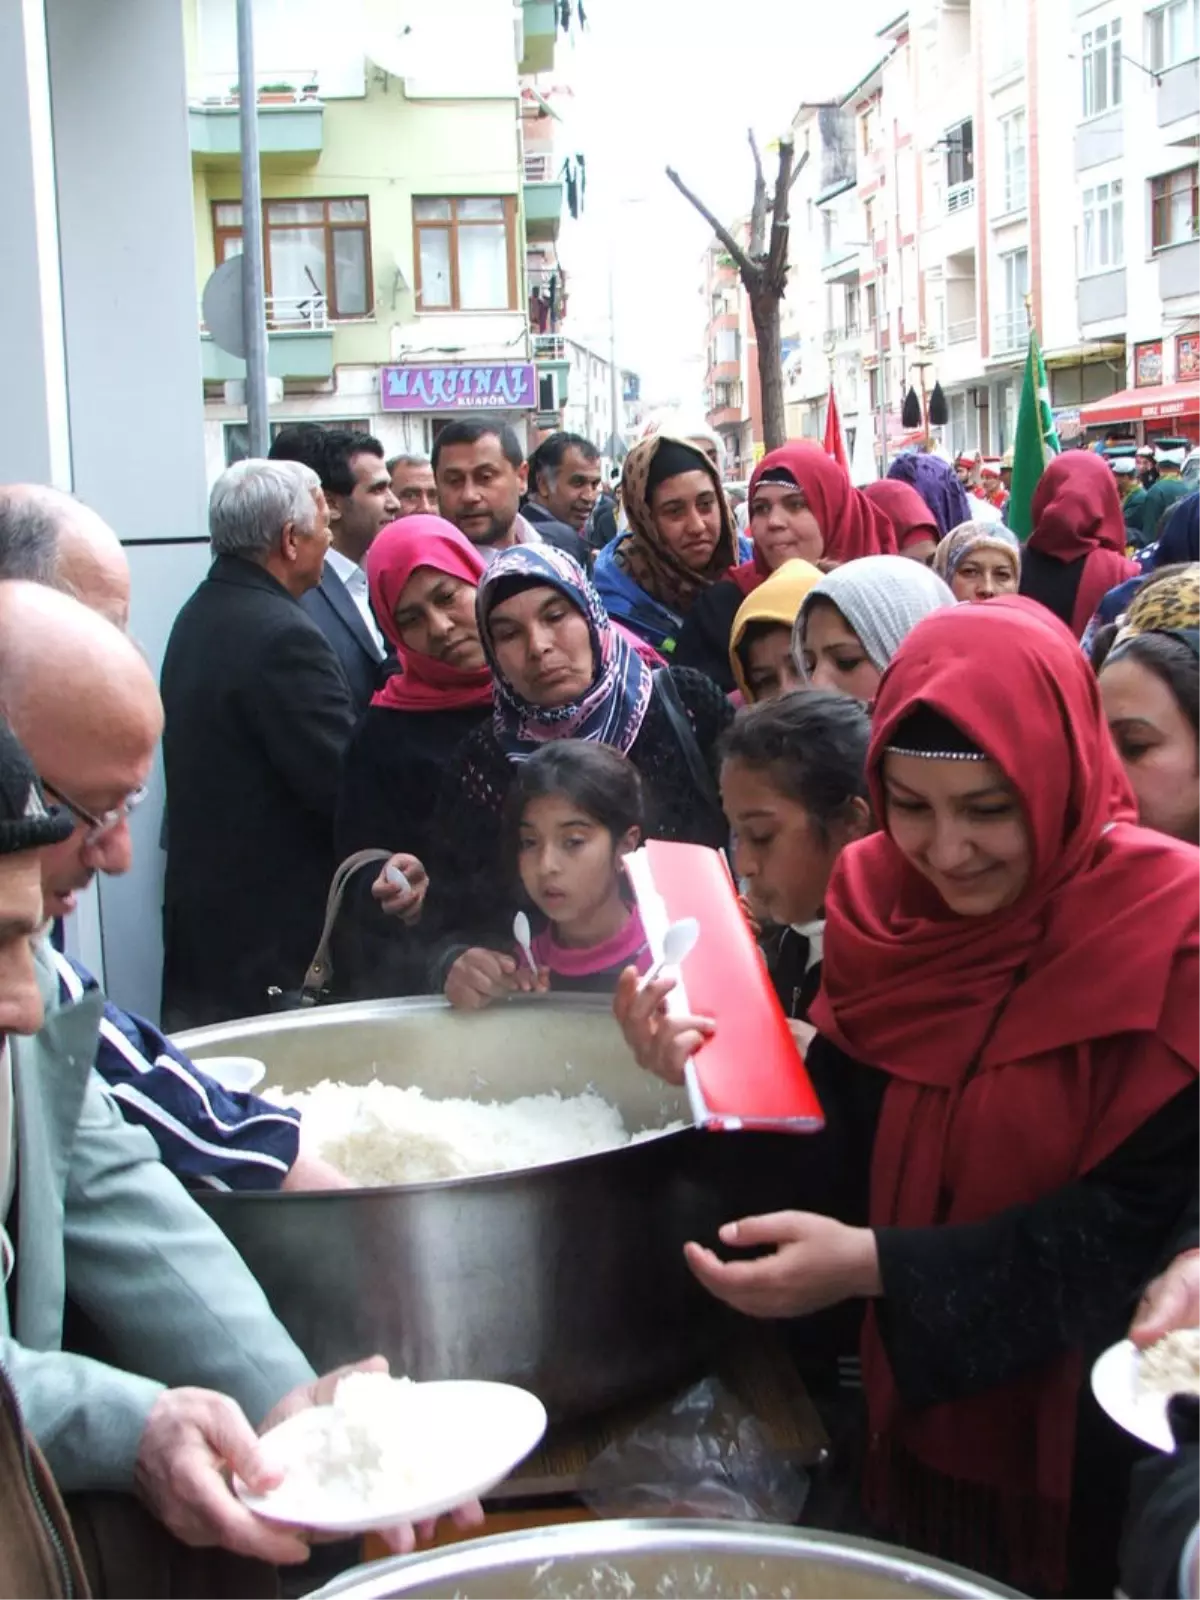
left=524, top=150, right=565, bottom=242
left=532, top=333, right=566, bottom=361
left=946, top=182, right=976, bottom=214
left=948, top=317, right=978, bottom=344
left=199, top=293, right=334, bottom=381
left=991, top=309, right=1030, bottom=356
left=188, top=81, right=323, bottom=165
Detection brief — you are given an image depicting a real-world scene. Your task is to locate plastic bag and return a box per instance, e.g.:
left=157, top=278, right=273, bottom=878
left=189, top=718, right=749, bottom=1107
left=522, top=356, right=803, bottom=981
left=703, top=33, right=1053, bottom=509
left=579, top=1377, right=809, bottom=1523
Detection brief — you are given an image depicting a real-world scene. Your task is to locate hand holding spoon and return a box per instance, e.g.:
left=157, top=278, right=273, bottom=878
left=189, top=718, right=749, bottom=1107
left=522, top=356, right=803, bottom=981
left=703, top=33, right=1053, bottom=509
left=638, top=916, right=700, bottom=992
left=513, top=911, right=537, bottom=973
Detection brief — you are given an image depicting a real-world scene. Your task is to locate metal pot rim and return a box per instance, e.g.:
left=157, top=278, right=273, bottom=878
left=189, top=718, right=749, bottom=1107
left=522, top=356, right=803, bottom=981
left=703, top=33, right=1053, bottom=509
left=307, top=1518, right=1026, bottom=1600
left=176, top=994, right=693, bottom=1199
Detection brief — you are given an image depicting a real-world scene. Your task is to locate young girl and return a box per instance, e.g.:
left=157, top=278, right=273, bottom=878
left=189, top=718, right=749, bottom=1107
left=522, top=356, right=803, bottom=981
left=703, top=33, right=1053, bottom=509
left=443, top=742, right=650, bottom=1006
left=722, top=691, right=872, bottom=1023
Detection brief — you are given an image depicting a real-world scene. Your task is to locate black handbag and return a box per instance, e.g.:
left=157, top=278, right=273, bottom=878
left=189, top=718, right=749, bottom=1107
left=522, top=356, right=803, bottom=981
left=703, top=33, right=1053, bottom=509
left=651, top=669, right=728, bottom=842
left=266, top=848, right=395, bottom=1011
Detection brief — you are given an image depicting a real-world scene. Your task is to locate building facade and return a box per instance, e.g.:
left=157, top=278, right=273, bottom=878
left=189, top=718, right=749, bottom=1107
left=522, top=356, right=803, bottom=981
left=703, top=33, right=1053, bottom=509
left=702, top=229, right=764, bottom=477
left=771, top=0, right=1199, bottom=468
left=187, top=0, right=574, bottom=480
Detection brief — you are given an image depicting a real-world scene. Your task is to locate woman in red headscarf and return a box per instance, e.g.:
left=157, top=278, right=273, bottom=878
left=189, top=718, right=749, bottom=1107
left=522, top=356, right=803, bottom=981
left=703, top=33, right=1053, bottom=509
left=1019, top=450, right=1139, bottom=638
left=862, top=479, right=941, bottom=566
left=673, top=442, right=896, bottom=691
left=334, top=516, right=494, bottom=994
left=615, top=597, right=1198, bottom=1596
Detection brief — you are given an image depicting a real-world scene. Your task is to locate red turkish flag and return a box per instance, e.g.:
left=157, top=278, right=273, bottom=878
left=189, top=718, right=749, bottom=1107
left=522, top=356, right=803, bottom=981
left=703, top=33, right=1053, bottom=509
left=823, top=382, right=850, bottom=473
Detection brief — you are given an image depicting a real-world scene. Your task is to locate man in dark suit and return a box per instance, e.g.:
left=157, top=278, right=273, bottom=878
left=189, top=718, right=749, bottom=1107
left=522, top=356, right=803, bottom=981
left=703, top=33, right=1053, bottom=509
left=269, top=425, right=400, bottom=711
left=524, top=432, right=603, bottom=537
left=160, top=459, right=357, bottom=1028
left=433, top=421, right=592, bottom=573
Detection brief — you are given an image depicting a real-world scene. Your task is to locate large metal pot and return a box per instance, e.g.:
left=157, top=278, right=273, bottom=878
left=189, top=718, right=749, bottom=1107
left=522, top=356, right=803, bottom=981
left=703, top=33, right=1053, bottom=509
left=307, top=1520, right=1025, bottom=1599
left=177, top=997, right=802, bottom=1421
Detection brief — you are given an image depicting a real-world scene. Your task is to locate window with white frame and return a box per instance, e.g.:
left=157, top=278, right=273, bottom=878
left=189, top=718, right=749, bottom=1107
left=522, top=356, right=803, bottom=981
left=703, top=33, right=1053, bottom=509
left=1082, top=179, right=1124, bottom=273
left=714, top=328, right=740, bottom=365
left=995, top=249, right=1029, bottom=352
left=1147, top=0, right=1200, bottom=72
left=999, top=111, right=1027, bottom=213
left=1082, top=17, right=1122, bottom=117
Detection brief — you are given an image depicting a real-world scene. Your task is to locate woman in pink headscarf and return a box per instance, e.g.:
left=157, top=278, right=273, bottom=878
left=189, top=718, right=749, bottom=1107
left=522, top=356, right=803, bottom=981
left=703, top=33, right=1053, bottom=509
left=674, top=442, right=896, bottom=692
left=334, top=517, right=494, bottom=994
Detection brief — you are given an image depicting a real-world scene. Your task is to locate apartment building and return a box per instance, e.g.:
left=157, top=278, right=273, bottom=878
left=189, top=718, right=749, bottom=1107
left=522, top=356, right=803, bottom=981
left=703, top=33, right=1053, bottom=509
left=702, top=229, right=763, bottom=476
left=186, top=0, right=573, bottom=479
left=1069, top=0, right=1199, bottom=442
left=769, top=0, right=1198, bottom=468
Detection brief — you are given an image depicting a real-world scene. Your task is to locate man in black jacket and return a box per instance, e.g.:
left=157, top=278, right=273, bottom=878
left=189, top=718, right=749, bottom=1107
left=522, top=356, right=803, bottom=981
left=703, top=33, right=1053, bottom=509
left=160, top=459, right=357, bottom=1028
left=524, top=432, right=603, bottom=537
left=269, top=424, right=399, bottom=711
left=433, top=421, right=591, bottom=572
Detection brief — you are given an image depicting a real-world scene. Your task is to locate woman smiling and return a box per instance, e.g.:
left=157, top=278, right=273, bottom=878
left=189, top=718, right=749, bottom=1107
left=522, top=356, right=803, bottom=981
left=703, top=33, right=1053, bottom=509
left=675, top=442, right=896, bottom=691
left=616, top=597, right=1199, bottom=1595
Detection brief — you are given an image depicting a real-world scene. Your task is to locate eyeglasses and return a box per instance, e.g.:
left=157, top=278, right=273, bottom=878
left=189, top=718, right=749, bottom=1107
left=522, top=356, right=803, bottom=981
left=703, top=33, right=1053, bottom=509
left=40, top=779, right=149, bottom=847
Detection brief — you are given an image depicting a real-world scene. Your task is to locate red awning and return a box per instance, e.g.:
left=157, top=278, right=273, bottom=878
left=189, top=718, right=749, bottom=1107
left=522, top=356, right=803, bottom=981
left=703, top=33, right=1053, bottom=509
left=1079, top=382, right=1200, bottom=428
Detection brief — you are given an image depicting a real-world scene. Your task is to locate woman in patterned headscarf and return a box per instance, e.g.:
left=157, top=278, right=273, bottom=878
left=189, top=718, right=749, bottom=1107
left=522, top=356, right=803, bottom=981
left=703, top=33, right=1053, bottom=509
left=593, top=435, right=746, bottom=653
left=933, top=521, right=1022, bottom=603
left=426, top=545, right=733, bottom=1007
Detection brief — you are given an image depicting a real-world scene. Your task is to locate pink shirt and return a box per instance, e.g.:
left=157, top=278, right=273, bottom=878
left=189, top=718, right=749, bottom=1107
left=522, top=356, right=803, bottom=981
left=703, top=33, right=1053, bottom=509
left=529, top=907, right=652, bottom=990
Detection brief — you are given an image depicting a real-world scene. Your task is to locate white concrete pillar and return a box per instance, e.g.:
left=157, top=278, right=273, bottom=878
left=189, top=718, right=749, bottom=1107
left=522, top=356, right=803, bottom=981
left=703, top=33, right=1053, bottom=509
left=0, top=0, right=71, bottom=487
left=44, top=0, right=213, bottom=1020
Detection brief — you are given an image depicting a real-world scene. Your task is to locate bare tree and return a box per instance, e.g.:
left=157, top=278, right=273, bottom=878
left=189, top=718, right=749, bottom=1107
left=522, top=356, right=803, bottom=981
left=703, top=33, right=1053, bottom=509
left=667, top=131, right=806, bottom=451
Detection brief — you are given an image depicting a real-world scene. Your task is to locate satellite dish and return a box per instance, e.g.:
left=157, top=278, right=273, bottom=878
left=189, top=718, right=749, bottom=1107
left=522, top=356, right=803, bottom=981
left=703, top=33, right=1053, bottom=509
left=361, top=0, right=416, bottom=76
left=201, top=257, right=248, bottom=358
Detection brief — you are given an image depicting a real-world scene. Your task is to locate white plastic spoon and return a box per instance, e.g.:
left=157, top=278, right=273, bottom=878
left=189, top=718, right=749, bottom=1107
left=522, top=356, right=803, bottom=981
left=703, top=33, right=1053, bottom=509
left=384, top=863, right=411, bottom=894
left=638, top=916, right=701, bottom=992
left=513, top=911, right=537, bottom=972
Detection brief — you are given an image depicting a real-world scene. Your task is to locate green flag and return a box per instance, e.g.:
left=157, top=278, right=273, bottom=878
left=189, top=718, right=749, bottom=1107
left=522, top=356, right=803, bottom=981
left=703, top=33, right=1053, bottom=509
left=1007, top=330, right=1060, bottom=541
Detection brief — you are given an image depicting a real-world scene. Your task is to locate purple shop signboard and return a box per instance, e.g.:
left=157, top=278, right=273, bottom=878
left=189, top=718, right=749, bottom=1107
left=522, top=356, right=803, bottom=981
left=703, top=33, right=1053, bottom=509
left=380, top=362, right=537, bottom=412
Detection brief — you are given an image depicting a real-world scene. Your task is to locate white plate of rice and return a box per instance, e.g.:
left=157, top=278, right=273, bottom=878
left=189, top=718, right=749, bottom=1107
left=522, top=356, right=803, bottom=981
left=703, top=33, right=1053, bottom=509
left=1090, top=1331, right=1200, bottom=1453
left=236, top=1373, right=547, bottom=1533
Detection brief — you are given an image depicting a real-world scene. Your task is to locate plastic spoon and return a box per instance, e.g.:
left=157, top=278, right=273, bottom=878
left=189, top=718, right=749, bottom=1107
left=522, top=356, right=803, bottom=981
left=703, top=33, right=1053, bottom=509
left=638, top=916, right=701, bottom=992
left=513, top=911, right=537, bottom=973
left=384, top=863, right=411, bottom=894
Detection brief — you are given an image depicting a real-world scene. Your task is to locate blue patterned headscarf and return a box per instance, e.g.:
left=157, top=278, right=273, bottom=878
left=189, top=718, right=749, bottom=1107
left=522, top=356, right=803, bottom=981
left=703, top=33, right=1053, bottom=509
left=477, top=545, right=653, bottom=759
left=886, top=452, right=973, bottom=540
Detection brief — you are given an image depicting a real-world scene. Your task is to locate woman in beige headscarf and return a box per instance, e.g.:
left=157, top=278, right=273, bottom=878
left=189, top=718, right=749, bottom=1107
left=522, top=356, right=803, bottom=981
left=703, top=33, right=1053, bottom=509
left=593, top=434, right=744, bottom=652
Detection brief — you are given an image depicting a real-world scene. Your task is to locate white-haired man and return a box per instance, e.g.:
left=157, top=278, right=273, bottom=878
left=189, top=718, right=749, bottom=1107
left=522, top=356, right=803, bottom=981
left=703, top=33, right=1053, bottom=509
left=160, top=459, right=356, bottom=1028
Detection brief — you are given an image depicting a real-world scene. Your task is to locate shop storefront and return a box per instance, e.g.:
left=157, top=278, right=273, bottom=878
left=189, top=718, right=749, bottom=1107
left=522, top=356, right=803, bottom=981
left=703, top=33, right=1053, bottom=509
left=1078, top=381, right=1200, bottom=448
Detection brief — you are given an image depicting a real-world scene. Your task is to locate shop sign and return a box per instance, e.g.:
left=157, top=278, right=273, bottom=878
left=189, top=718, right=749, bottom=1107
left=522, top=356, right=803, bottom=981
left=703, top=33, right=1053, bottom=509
left=1053, top=407, right=1082, bottom=443
left=1177, top=334, right=1200, bottom=383
left=380, top=362, right=536, bottom=412
left=1134, top=341, right=1164, bottom=388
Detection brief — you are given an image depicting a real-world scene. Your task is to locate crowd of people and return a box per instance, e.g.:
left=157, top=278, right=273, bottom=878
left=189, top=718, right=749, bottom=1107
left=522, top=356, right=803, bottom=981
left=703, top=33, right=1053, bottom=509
left=0, top=411, right=1195, bottom=1595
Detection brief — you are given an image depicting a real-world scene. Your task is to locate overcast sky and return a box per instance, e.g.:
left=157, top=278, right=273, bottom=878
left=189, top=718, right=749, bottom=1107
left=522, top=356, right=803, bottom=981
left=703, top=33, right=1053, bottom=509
left=553, top=0, right=897, bottom=408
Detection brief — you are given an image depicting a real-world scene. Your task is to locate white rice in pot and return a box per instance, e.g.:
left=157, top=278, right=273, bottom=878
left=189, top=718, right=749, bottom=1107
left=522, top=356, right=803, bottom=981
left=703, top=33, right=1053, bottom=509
left=265, top=1079, right=682, bottom=1187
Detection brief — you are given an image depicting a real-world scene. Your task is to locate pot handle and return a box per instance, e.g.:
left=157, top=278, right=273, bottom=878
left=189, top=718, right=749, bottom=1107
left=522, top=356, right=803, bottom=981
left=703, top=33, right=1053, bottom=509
left=300, top=849, right=395, bottom=1006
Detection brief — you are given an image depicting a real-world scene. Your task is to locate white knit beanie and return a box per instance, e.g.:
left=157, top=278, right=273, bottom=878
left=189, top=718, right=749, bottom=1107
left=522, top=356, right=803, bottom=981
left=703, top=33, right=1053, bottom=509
left=794, top=555, right=957, bottom=674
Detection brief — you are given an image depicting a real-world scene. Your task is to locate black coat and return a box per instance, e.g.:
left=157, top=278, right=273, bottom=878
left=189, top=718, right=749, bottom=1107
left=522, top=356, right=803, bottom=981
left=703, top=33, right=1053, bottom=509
left=520, top=504, right=594, bottom=573
left=160, top=555, right=358, bottom=1028
left=672, top=578, right=745, bottom=693
left=332, top=701, right=490, bottom=998
left=300, top=564, right=388, bottom=713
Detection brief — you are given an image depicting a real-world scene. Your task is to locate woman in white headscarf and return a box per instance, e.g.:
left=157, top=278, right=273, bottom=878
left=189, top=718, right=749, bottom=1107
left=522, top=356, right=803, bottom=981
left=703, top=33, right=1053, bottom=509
left=792, top=554, right=956, bottom=704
